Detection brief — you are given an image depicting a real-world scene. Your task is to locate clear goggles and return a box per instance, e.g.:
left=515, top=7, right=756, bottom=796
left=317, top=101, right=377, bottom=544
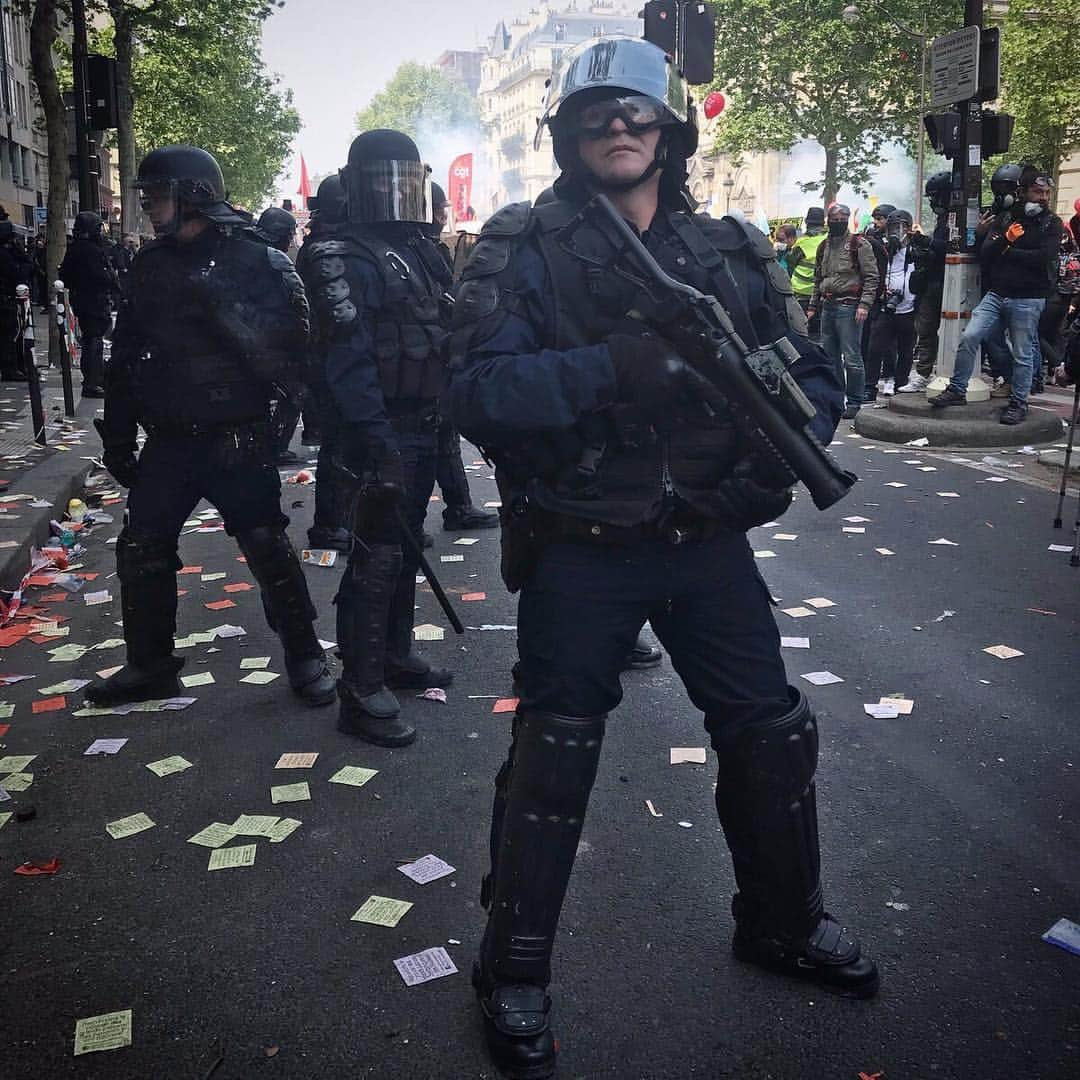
left=570, top=95, right=676, bottom=139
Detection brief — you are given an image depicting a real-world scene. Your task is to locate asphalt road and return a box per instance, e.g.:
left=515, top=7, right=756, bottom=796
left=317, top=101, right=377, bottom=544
left=2, top=429, right=1079, bottom=1080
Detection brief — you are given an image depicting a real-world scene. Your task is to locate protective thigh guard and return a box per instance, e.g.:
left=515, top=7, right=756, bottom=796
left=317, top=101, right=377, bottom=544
left=334, top=543, right=402, bottom=694
left=713, top=687, right=824, bottom=938
left=481, top=709, right=606, bottom=988
left=115, top=528, right=182, bottom=666
left=236, top=525, right=321, bottom=659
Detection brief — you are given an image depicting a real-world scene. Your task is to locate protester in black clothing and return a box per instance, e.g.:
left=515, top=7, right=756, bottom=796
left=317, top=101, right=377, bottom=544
left=86, top=144, right=334, bottom=710
left=59, top=212, right=117, bottom=397
left=0, top=222, right=26, bottom=380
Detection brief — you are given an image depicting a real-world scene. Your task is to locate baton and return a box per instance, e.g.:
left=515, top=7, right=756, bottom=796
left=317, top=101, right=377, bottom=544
left=391, top=502, right=465, bottom=635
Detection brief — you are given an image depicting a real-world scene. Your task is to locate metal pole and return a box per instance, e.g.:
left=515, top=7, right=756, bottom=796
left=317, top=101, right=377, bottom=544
left=53, top=281, right=75, bottom=417
left=71, top=0, right=96, bottom=213
left=1053, top=382, right=1080, bottom=528
left=18, top=288, right=45, bottom=446
left=915, top=11, right=927, bottom=228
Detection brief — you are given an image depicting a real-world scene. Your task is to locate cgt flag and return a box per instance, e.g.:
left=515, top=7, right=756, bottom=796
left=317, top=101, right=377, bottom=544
left=448, top=153, right=475, bottom=226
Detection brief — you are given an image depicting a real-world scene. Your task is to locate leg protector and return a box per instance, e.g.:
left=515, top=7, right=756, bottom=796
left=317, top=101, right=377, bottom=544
left=116, top=528, right=182, bottom=668
left=479, top=709, right=606, bottom=989
left=335, top=543, right=401, bottom=695
left=712, top=686, right=822, bottom=939
left=236, top=525, right=321, bottom=660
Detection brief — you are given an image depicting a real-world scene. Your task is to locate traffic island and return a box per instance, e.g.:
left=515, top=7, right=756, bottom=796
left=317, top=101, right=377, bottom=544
left=852, top=393, right=1064, bottom=448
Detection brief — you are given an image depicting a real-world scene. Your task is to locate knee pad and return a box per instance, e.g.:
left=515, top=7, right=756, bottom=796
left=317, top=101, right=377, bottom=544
left=236, top=525, right=296, bottom=578
left=726, top=687, right=818, bottom=798
left=116, top=528, right=181, bottom=581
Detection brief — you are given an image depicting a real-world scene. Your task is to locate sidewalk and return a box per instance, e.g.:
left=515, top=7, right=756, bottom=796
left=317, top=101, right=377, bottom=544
left=0, top=367, right=101, bottom=590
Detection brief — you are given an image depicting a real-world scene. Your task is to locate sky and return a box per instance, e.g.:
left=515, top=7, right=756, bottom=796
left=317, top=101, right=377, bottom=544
left=261, top=0, right=513, bottom=203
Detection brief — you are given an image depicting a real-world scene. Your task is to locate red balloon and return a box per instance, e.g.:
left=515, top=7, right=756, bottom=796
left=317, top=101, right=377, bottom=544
left=703, top=91, right=726, bottom=120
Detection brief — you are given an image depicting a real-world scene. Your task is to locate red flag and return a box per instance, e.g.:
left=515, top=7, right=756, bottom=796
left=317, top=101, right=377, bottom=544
left=296, top=154, right=312, bottom=208
left=448, top=153, right=474, bottom=226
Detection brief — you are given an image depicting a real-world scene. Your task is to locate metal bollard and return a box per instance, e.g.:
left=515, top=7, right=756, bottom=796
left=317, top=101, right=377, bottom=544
left=52, top=278, right=75, bottom=417
left=17, top=285, right=45, bottom=446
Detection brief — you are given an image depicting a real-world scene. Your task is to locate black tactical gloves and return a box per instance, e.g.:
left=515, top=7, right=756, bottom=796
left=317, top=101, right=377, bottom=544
left=712, top=452, right=794, bottom=532
left=607, top=333, right=705, bottom=416
left=93, top=418, right=139, bottom=488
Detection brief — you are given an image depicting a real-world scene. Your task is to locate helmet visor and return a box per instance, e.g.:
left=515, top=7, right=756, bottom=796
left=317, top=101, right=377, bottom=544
left=133, top=177, right=180, bottom=237
left=571, top=95, right=677, bottom=139
left=343, top=161, right=432, bottom=224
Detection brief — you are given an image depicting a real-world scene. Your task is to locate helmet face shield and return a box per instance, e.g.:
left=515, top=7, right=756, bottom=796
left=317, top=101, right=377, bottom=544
left=133, top=177, right=181, bottom=237
left=571, top=94, right=678, bottom=139
left=536, top=35, right=689, bottom=150
left=342, top=160, right=432, bottom=224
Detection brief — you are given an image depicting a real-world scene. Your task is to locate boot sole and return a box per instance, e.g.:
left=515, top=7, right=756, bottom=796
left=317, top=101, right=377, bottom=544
left=732, top=940, right=880, bottom=999
left=336, top=718, right=416, bottom=747
left=85, top=676, right=182, bottom=708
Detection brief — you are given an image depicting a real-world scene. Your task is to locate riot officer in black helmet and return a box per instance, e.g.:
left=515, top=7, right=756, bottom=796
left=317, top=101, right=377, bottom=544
left=307, top=130, right=453, bottom=748
left=296, top=172, right=352, bottom=552
left=451, top=36, right=877, bottom=1078
left=85, top=144, right=335, bottom=709
left=252, top=205, right=297, bottom=253
left=59, top=211, right=116, bottom=397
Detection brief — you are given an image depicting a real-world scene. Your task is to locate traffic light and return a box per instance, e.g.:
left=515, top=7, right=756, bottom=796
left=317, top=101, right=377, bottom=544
left=87, top=55, right=119, bottom=130
left=924, top=113, right=962, bottom=156
left=980, top=110, right=1014, bottom=158
left=924, top=110, right=1013, bottom=160
left=643, top=1, right=716, bottom=85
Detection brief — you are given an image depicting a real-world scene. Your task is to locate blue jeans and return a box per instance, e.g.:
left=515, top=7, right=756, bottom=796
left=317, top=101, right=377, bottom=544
left=950, top=292, right=1045, bottom=403
left=820, top=302, right=865, bottom=410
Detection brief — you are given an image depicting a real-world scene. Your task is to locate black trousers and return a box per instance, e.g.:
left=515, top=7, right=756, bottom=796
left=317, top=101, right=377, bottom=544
left=913, top=280, right=944, bottom=378
left=77, top=311, right=110, bottom=390
left=435, top=417, right=474, bottom=514
left=866, top=309, right=916, bottom=392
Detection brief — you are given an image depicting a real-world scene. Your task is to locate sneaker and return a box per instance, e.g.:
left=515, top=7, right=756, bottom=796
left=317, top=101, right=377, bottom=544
left=882, top=379, right=895, bottom=396
left=876, top=379, right=886, bottom=392
left=897, top=374, right=928, bottom=393
left=989, top=379, right=1012, bottom=399
left=928, top=386, right=967, bottom=408
left=999, top=398, right=1028, bottom=425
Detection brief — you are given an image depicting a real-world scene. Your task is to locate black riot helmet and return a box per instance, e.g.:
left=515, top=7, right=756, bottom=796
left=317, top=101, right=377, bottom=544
left=73, top=211, right=105, bottom=241
left=341, top=130, right=432, bottom=225
left=990, top=163, right=1022, bottom=211
left=925, top=170, right=951, bottom=214
left=540, top=36, right=697, bottom=194
left=254, top=206, right=296, bottom=252
left=309, top=173, right=346, bottom=224
left=133, top=145, right=250, bottom=236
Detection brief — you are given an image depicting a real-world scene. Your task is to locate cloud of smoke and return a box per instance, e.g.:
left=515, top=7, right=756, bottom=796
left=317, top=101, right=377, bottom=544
left=415, top=117, right=491, bottom=214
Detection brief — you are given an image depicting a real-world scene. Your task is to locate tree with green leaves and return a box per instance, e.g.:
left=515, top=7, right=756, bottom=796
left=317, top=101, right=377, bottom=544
left=355, top=61, right=478, bottom=140
left=994, top=0, right=1080, bottom=183
left=708, top=0, right=960, bottom=204
left=105, top=0, right=297, bottom=228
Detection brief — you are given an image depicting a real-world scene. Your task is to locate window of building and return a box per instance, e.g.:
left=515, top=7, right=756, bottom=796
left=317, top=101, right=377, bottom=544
left=22, top=204, right=33, bottom=230
left=10, top=141, right=21, bottom=186
left=21, top=147, right=31, bottom=188
left=0, top=137, right=9, bottom=181
left=554, top=22, right=566, bottom=42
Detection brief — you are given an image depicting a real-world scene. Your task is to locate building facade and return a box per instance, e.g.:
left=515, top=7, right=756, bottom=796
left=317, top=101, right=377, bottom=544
left=478, top=1, right=641, bottom=212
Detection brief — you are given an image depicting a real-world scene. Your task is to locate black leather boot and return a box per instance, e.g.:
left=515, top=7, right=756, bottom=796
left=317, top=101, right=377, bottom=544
left=623, top=629, right=662, bottom=670
left=86, top=530, right=183, bottom=706
left=475, top=710, right=606, bottom=1080
left=713, top=687, right=879, bottom=998
left=384, top=551, right=453, bottom=689
left=335, top=543, right=413, bottom=744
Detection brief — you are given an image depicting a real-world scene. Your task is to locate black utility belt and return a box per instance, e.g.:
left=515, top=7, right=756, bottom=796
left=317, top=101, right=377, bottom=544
left=143, top=419, right=268, bottom=439
left=534, top=510, right=725, bottom=547
left=386, top=404, right=438, bottom=434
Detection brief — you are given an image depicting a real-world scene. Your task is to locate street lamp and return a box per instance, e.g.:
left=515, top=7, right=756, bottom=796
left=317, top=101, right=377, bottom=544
left=842, top=1, right=929, bottom=227
left=722, top=173, right=735, bottom=214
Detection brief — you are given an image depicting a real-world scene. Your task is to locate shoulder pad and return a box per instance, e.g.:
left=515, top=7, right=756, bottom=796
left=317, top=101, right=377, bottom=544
left=720, top=214, right=777, bottom=261
left=306, top=239, right=351, bottom=259
left=266, top=246, right=297, bottom=274
left=481, top=201, right=531, bottom=237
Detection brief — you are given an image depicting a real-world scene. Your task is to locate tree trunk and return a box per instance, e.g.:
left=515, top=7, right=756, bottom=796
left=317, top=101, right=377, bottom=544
left=108, top=1, right=137, bottom=235
left=822, top=145, right=839, bottom=206
left=29, top=0, right=69, bottom=370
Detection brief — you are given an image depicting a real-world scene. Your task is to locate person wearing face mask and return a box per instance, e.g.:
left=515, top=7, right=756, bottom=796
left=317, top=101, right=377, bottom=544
left=807, top=204, right=880, bottom=418
left=786, top=205, right=827, bottom=339
left=930, top=164, right=1064, bottom=424
left=865, top=210, right=916, bottom=398
left=450, top=36, right=874, bottom=1080
left=773, top=223, right=798, bottom=275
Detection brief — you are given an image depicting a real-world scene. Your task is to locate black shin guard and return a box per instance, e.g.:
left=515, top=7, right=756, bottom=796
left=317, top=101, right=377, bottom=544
left=116, top=529, right=182, bottom=668
left=237, top=525, right=322, bottom=660
left=335, top=543, right=401, bottom=694
left=713, top=686, right=822, bottom=937
left=480, top=709, right=606, bottom=989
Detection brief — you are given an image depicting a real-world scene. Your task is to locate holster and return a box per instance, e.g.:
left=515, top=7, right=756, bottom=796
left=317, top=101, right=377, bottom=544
left=498, top=487, right=535, bottom=594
